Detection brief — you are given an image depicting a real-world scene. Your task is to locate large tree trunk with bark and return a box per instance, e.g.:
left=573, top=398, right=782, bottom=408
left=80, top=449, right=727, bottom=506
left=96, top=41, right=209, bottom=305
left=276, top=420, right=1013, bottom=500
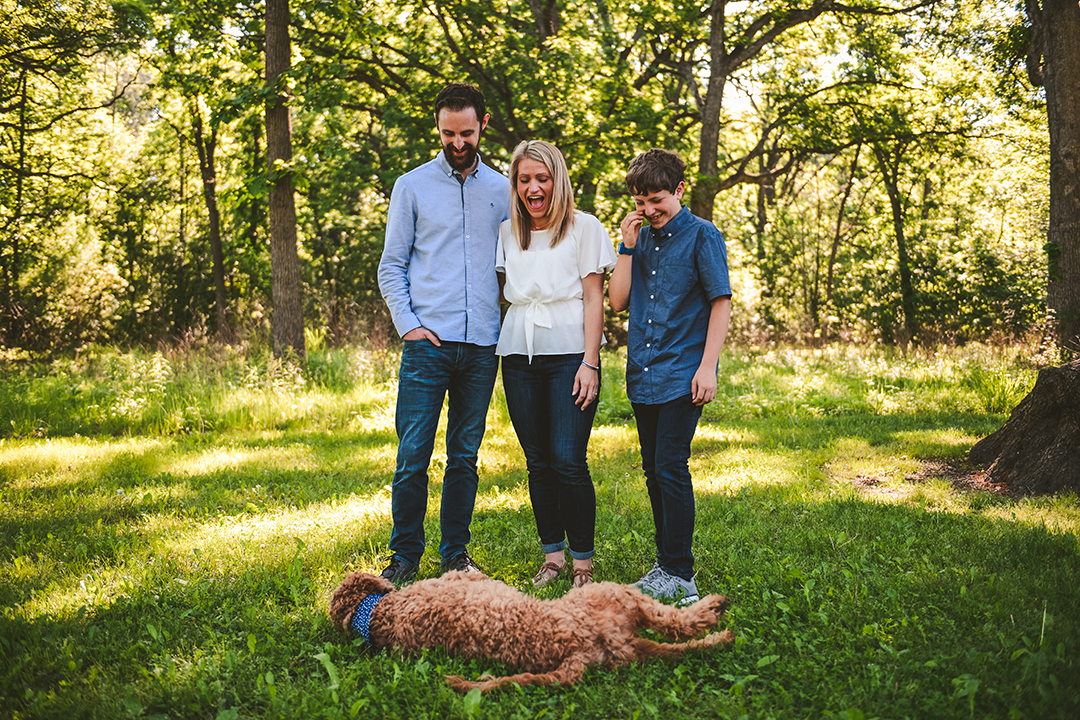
left=1027, top=0, right=1080, bottom=355
left=969, top=359, right=1080, bottom=495
left=265, top=0, right=306, bottom=359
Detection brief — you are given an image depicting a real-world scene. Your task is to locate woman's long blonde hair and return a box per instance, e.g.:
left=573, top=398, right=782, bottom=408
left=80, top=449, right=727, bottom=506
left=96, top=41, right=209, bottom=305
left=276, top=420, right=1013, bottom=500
left=509, top=140, right=575, bottom=250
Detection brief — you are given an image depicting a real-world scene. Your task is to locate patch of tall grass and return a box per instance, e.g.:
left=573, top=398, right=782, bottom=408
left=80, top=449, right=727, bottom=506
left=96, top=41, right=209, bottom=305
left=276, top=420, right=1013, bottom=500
left=0, top=344, right=401, bottom=438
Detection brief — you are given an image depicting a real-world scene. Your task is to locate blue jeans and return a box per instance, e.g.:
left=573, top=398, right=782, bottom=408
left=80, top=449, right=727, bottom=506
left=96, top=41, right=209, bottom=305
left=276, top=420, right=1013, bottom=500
left=632, top=393, right=703, bottom=580
left=502, top=353, right=597, bottom=559
left=390, top=340, right=498, bottom=566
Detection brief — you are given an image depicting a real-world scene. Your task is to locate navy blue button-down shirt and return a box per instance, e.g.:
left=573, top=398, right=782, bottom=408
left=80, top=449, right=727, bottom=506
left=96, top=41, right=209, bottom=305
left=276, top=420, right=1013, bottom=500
left=378, top=152, right=511, bottom=345
left=626, top=206, right=731, bottom=405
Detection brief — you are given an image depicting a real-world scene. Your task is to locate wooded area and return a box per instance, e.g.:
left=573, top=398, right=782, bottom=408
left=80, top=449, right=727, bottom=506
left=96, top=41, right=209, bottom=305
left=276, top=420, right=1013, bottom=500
left=0, top=0, right=1074, bottom=356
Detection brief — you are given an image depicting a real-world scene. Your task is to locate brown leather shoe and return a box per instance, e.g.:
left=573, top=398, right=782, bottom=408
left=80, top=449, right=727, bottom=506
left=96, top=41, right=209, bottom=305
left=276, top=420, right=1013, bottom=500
left=571, top=566, right=594, bottom=588
left=531, top=561, right=565, bottom=588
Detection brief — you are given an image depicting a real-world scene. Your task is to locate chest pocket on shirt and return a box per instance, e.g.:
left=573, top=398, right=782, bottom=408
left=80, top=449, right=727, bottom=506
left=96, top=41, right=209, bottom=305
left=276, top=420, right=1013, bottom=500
left=660, top=260, right=698, bottom=298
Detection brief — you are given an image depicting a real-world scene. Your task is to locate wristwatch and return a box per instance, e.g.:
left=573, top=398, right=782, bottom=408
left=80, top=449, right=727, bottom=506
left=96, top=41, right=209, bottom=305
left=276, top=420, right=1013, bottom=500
left=618, top=242, right=636, bottom=256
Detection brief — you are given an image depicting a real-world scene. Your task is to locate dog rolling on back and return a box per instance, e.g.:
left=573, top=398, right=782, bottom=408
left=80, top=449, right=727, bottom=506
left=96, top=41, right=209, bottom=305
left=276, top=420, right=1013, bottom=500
left=329, top=570, right=733, bottom=692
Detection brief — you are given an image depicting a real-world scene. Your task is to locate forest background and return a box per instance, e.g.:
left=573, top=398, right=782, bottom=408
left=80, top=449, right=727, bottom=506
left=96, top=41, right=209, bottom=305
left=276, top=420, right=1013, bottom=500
left=5, top=2, right=1080, bottom=718
left=0, top=0, right=1060, bottom=358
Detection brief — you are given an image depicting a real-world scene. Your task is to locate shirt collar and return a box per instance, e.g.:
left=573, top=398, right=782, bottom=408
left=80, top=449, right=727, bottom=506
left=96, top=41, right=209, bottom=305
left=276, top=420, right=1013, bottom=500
left=650, top=205, right=692, bottom=241
left=436, top=151, right=482, bottom=179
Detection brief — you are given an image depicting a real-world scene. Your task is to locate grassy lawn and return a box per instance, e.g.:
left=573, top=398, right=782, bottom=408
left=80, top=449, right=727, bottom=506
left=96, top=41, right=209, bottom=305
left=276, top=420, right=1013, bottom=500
left=1, top=343, right=1078, bottom=719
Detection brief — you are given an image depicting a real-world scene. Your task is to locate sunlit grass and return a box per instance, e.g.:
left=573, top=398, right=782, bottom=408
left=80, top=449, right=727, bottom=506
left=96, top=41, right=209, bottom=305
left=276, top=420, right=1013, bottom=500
left=0, top=342, right=1077, bottom=719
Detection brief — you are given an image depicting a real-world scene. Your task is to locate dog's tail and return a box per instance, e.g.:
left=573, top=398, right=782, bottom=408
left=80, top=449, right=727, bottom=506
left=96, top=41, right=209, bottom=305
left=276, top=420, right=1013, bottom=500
left=444, top=656, right=587, bottom=694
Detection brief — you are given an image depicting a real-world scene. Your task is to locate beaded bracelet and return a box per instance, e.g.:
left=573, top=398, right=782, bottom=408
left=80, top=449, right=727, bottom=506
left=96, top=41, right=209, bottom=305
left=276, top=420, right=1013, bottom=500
left=581, top=360, right=599, bottom=371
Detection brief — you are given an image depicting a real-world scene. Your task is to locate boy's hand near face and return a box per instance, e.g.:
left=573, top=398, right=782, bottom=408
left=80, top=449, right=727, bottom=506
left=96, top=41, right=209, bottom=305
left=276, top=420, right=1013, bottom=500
left=620, top=209, right=644, bottom=248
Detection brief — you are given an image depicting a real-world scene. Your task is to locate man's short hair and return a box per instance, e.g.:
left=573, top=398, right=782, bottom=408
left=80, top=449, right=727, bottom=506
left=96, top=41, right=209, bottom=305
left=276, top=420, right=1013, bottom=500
left=434, top=83, right=486, bottom=121
left=626, top=149, right=686, bottom=196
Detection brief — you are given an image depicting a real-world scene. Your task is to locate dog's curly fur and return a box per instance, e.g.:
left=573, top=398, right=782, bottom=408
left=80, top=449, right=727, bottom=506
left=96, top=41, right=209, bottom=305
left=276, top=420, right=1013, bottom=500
left=329, top=570, right=733, bottom=692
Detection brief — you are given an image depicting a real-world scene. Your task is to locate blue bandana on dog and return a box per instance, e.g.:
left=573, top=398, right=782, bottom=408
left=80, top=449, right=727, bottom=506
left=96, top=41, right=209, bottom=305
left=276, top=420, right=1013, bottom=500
left=349, top=593, right=386, bottom=641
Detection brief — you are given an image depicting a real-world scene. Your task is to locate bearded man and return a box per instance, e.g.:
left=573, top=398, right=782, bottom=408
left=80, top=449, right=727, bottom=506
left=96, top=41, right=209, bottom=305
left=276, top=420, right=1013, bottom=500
left=376, top=83, right=511, bottom=584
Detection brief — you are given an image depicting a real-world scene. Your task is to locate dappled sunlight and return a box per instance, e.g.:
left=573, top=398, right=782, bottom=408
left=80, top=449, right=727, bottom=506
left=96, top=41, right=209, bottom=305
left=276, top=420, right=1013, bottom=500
left=0, top=437, right=167, bottom=488
left=980, top=498, right=1080, bottom=539
left=16, top=488, right=396, bottom=619
left=475, top=482, right=530, bottom=513
left=830, top=437, right=923, bottom=478
left=345, top=398, right=396, bottom=434
left=588, top=425, right=638, bottom=456
left=889, top=428, right=982, bottom=453
left=181, top=490, right=391, bottom=559
left=695, top=425, right=759, bottom=446
left=168, top=444, right=320, bottom=477
left=694, top=446, right=809, bottom=491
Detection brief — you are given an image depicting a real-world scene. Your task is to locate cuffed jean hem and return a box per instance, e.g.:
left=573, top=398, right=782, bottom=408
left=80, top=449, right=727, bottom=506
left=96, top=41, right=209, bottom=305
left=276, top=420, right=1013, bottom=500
left=540, top=541, right=595, bottom=561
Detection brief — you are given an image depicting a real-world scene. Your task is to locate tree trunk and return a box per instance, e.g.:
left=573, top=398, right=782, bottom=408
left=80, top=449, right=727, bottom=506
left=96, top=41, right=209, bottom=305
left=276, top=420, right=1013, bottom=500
left=691, top=0, right=728, bottom=221
left=1, top=73, right=29, bottom=345
left=969, top=359, right=1080, bottom=495
left=191, top=107, right=231, bottom=342
left=265, top=0, right=306, bottom=359
left=824, top=146, right=861, bottom=332
left=1027, top=0, right=1080, bottom=355
left=873, top=143, right=918, bottom=346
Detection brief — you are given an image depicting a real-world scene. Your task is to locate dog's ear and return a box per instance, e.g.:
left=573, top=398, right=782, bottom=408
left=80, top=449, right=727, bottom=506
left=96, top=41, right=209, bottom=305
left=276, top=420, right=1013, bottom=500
left=328, top=572, right=395, bottom=632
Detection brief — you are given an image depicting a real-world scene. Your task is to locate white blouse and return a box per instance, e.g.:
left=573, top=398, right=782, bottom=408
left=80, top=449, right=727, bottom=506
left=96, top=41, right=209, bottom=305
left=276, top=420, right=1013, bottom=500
left=496, top=211, right=619, bottom=359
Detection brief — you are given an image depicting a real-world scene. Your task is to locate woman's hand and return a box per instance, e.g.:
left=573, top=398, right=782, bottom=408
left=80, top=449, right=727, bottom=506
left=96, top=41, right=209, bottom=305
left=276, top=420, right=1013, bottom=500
left=573, top=363, right=600, bottom=410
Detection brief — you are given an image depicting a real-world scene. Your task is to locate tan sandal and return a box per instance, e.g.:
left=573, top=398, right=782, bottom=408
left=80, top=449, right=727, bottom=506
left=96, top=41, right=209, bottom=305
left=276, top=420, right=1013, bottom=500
left=571, top=566, right=594, bottom=588
left=532, top=561, right=565, bottom=588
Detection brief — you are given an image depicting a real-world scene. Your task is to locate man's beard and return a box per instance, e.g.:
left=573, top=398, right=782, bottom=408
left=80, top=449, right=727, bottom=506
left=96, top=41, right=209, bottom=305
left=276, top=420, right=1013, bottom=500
left=444, top=142, right=479, bottom=173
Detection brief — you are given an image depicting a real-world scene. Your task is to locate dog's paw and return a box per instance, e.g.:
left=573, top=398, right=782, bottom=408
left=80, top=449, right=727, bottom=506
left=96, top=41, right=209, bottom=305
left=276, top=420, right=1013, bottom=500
left=704, top=629, right=735, bottom=645
left=701, top=594, right=729, bottom=618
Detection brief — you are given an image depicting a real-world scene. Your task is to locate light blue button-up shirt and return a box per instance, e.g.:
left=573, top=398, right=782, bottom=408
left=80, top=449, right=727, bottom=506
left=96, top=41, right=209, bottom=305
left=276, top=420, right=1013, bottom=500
left=378, top=152, right=511, bottom=345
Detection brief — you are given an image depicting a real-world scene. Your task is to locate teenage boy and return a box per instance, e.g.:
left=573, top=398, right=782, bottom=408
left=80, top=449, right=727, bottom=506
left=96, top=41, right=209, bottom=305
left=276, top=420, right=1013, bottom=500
left=608, top=148, right=732, bottom=604
left=376, top=83, right=511, bottom=584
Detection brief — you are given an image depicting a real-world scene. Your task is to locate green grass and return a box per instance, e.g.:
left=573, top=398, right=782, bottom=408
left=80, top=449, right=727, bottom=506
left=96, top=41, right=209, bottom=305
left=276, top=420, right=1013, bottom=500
left=1, top=343, right=1078, bottom=719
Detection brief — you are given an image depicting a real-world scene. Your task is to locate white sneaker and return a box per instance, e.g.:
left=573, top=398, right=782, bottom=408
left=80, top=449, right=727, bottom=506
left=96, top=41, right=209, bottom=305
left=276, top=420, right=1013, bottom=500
left=634, top=565, right=700, bottom=605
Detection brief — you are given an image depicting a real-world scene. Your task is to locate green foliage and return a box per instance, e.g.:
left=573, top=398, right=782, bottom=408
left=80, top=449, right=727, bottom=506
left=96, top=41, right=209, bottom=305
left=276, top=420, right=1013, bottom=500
left=0, top=0, right=1054, bottom=353
left=1, top=344, right=1078, bottom=718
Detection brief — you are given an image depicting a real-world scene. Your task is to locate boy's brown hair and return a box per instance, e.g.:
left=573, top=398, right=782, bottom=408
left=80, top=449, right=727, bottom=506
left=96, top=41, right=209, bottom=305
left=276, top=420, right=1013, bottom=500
left=625, top=149, right=686, bottom=196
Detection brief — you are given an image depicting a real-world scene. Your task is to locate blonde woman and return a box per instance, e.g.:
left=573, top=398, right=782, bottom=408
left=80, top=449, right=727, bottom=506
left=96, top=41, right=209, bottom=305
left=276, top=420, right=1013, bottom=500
left=496, top=140, right=618, bottom=588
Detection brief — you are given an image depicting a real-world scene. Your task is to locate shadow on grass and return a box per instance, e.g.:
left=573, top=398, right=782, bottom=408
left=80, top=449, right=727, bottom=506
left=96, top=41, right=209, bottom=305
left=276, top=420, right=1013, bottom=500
left=4, top=482, right=1078, bottom=720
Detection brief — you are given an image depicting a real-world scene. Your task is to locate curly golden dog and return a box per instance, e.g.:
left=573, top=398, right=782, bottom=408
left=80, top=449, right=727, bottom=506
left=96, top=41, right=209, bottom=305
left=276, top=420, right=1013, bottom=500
left=329, top=570, right=733, bottom=692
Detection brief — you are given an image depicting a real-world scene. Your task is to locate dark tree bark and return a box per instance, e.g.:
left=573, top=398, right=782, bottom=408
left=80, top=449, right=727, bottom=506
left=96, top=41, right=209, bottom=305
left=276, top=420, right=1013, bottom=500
left=969, top=359, right=1080, bottom=496
left=1026, top=0, right=1080, bottom=355
left=190, top=106, right=231, bottom=342
left=266, top=0, right=306, bottom=359
left=872, top=141, right=918, bottom=345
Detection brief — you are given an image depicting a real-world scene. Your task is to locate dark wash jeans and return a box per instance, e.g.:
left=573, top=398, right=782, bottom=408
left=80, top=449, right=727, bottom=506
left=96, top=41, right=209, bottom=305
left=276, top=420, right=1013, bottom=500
left=389, top=340, right=498, bottom=566
left=632, top=393, right=703, bottom=580
left=502, top=353, right=597, bottom=559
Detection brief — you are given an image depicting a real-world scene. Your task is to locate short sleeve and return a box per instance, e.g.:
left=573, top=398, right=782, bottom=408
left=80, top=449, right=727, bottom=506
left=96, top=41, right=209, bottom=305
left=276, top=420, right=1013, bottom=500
left=495, top=220, right=512, bottom=273
left=696, top=225, right=732, bottom=300
left=574, top=212, right=618, bottom=279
